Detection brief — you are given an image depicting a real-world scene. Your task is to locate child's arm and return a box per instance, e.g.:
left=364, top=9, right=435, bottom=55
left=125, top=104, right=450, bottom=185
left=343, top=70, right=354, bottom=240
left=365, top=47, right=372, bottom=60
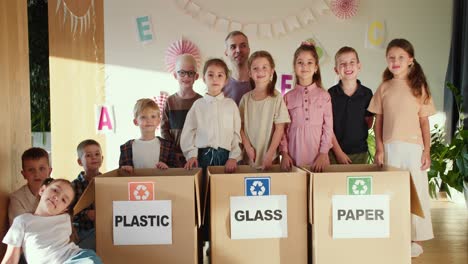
left=8, top=197, right=26, bottom=225
left=331, top=134, right=352, bottom=164
left=374, top=114, right=384, bottom=166
left=1, top=245, right=20, bottom=264
left=119, top=141, right=134, bottom=174
left=180, top=107, right=199, bottom=170
left=160, top=100, right=173, bottom=141
left=313, top=95, right=333, bottom=172
left=225, top=105, right=242, bottom=173
left=240, top=127, right=256, bottom=163
left=263, top=123, right=285, bottom=170
left=419, top=116, right=431, bottom=170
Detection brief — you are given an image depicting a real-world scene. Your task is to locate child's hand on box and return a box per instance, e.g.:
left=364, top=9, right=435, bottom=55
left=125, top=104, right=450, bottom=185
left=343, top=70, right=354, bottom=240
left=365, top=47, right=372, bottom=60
left=374, top=149, right=384, bottom=167
left=120, top=165, right=134, bottom=174
left=156, top=161, right=169, bottom=170
left=280, top=152, right=293, bottom=171
left=312, top=153, right=329, bottom=172
left=225, top=159, right=237, bottom=173
left=335, top=150, right=352, bottom=164
left=184, top=157, right=198, bottom=170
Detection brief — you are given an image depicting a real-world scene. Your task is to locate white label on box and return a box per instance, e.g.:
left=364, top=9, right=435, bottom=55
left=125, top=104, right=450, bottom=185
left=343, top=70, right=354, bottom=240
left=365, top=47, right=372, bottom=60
left=113, top=200, right=172, bottom=245
left=230, top=195, right=287, bottom=240
left=332, top=195, right=390, bottom=239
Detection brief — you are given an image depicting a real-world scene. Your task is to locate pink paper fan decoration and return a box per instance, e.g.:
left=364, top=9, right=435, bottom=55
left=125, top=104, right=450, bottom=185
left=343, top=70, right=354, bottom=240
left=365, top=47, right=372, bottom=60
left=165, top=39, right=201, bottom=73
left=331, top=0, right=359, bottom=20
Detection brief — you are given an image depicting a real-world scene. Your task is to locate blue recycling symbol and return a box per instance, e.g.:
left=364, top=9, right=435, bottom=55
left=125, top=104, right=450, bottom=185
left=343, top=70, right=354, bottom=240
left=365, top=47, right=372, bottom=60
left=245, top=177, right=270, bottom=196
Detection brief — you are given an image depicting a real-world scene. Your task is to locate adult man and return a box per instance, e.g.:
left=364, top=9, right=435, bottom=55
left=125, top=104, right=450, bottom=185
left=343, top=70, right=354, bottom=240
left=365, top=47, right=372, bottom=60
left=223, top=31, right=252, bottom=105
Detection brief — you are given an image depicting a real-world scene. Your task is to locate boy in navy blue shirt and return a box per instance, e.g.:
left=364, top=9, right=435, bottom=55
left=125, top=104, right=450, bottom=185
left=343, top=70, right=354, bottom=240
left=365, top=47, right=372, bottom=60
left=328, top=47, right=373, bottom=164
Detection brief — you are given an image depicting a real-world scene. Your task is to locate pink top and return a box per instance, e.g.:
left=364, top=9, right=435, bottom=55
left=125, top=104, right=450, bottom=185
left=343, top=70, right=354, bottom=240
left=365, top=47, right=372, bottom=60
left=280, top=83, right=333, bottom=166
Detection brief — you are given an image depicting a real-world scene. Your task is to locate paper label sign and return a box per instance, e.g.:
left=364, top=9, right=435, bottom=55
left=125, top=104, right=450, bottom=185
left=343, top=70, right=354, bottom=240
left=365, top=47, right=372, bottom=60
left=244, top=177, right=270, bottom=196
left=230, top=195, right=287, bottom=240
left=128, top=182, right=154, bottom=201
left=113, top=200, right=172, bottom=245
left=347, top=176, right=372, bottom=195
left=332, top=195, right=390, bottom=239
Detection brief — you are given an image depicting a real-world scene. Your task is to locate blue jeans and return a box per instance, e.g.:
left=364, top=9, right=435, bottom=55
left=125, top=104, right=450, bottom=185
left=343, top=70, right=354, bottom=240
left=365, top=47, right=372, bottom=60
left=64, top=249, right=103, bottom=264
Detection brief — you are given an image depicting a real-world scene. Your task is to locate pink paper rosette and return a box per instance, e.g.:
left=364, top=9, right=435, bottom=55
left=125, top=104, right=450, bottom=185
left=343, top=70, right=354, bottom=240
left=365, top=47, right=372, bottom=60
left=330, top=0, right=359, bottom=20
left=165, top=38, right=201, bottom=74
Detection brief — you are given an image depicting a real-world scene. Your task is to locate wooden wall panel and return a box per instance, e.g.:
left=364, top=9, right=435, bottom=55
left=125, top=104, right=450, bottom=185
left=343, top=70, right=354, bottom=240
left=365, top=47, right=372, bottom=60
left=48, top=0, right=106, bottom=179
left=0, top=0, right=32, bottom=256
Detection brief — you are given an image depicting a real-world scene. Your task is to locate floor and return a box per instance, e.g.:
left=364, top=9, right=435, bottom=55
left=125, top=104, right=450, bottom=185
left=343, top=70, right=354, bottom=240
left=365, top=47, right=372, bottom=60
left=412, top=201, right=467, bottom=264
left=204, top=201, right=467, bottom=264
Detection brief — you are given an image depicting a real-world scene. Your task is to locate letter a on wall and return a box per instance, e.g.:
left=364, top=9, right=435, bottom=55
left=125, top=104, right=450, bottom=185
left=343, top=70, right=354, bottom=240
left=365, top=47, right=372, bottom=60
left=95, top=104, right=115, bottom=134
left=366, top=20, right=386, bottom=49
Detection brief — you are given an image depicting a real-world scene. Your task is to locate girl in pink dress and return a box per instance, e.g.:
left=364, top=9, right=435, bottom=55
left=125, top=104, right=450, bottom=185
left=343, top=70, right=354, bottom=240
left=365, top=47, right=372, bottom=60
left=280, top=42, right=333, bottom=171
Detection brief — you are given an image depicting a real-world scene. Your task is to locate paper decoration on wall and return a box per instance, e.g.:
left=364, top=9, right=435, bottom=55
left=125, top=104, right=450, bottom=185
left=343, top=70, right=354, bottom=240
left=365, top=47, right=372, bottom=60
left=154, top=91, right=169, bottom=120
left=95, top=105, right=115, bottom=134
left=173, top=0, right=329, bottom=39
left=165, top=38, right=202, bottom=74
left=281, top=74, right=293, bottom=95
left=304, top=38, right=328, bottom=64
left=366, top=20, right=386, bottom=49
left=136, top=15, right=154, bottom=44
left=55, top=0, right=95, bottom=35
left=330, top=0, right=359, bottom=20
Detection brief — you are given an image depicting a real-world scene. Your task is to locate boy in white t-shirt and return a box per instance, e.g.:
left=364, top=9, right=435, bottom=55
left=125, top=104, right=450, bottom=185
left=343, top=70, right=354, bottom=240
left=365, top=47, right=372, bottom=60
left=119, top=98, right=176, bottom=173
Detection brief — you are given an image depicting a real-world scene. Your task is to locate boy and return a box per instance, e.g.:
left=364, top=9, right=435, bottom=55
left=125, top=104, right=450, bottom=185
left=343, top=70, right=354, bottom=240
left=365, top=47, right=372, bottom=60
left=161, top=54, right=202, bottom=167
left=8, top=147, right=52, bottom=224
left=328, top=47, right=374, bottom=164
left=119, top=99, right=176, bottom=172
left=71, top=139, right=103, bottom=250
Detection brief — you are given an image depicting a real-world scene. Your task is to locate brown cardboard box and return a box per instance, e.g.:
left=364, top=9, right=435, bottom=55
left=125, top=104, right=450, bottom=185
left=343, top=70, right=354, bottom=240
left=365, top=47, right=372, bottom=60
left=73, top=168, right=203, bottom=264
left=208, top=165, right=308, bottom=264
left=307, top=164, right=423, bottom=264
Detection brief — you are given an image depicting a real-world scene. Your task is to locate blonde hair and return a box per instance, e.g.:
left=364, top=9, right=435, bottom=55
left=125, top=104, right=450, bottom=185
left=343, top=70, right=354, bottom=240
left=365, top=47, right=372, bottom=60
left=133, top=98, right=160, bottom=119
left=175, top=54, right=198, bottom=72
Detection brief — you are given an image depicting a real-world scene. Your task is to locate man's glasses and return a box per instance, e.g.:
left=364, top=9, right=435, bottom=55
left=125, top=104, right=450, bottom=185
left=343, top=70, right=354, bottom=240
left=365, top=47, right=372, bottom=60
left=177, top=70, right=196, bottom=78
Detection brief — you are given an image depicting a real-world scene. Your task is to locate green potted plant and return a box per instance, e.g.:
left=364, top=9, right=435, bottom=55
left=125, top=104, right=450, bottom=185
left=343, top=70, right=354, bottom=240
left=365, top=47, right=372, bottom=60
left=428, top=83, right=468, bottom=205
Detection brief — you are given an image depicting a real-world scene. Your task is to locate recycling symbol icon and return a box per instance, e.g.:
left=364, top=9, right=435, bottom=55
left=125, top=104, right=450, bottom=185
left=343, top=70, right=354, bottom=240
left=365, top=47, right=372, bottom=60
left=249, top=180, right=266, bottom=196
left=133, top=184, right=151, bottom=200
left=352, top=179, right=368, bottom=195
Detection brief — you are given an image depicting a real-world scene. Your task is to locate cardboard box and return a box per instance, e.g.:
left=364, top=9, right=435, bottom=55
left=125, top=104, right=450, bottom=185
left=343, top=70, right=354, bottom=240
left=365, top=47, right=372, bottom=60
left=307, top=164, right=423, bottom=264
left=208, top=165, right=308, bottom=264
left=73, top=168, right=203, bottom=264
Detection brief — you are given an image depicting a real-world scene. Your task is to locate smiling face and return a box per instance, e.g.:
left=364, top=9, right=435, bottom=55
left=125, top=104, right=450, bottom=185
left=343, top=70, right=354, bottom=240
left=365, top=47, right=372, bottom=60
left=203, top=64, right=228, bottom=96
left=386, top=47, right=414, bottom=79
left=174, top=61, right=198, bottom=90
left=334, top=51, right=361, bottom=81
left=294, top=51, right=318, bottom=85
left=133, top=107, right=161, bottom=134
left=249, top=57, right=274, bottom=88
left=36, top=180, right=75, bottom=216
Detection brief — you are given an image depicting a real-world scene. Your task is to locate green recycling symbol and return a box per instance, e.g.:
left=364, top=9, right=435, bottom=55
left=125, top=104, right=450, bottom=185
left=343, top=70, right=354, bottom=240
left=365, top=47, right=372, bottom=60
left=347, top=176, right=372, bottom=195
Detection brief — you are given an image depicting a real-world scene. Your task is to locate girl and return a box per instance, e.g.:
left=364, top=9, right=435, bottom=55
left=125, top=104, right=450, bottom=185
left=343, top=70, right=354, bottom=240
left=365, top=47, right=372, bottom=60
left=181, top=58, right=241, bottom=172
left=239, top=51, right=290, bottom=169
left=280, top=42, right=333, bottom=172
left=368, top=38, right=435, bottom=258
left=2, top=179, right=102, bottom=264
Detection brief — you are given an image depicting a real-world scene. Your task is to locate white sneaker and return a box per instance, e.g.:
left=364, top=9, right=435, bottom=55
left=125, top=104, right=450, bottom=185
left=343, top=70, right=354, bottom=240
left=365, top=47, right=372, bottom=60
left=411, top=242, right=424, bottom=258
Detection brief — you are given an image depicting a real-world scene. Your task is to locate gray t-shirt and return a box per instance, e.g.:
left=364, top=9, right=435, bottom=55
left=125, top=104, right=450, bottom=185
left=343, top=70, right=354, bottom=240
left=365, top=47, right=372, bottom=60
left=223, top=77, right=252, bottom=105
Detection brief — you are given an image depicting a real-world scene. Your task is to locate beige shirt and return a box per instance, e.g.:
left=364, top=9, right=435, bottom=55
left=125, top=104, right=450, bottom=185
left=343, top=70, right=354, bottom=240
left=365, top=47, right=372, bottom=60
left=8, top=184, right=39, bottom=225
left=181, top=93, right=242, bottom=160
left=239, top=90, right=290, bottom=167
left=368, top=79, right=436, bottom=146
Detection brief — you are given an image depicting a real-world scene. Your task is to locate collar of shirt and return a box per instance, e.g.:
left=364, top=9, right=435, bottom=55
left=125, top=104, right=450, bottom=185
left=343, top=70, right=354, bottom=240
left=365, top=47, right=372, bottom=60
left=295, top=82, right=318, bottom=95
left=204, top=92, right=225, bottom=102
left=336, top=79, right=365, bottom=97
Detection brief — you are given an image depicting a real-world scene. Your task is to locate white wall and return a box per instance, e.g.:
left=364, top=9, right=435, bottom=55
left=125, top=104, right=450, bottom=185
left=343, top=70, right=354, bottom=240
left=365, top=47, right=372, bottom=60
left=103, top=0, right=453, bottom=170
